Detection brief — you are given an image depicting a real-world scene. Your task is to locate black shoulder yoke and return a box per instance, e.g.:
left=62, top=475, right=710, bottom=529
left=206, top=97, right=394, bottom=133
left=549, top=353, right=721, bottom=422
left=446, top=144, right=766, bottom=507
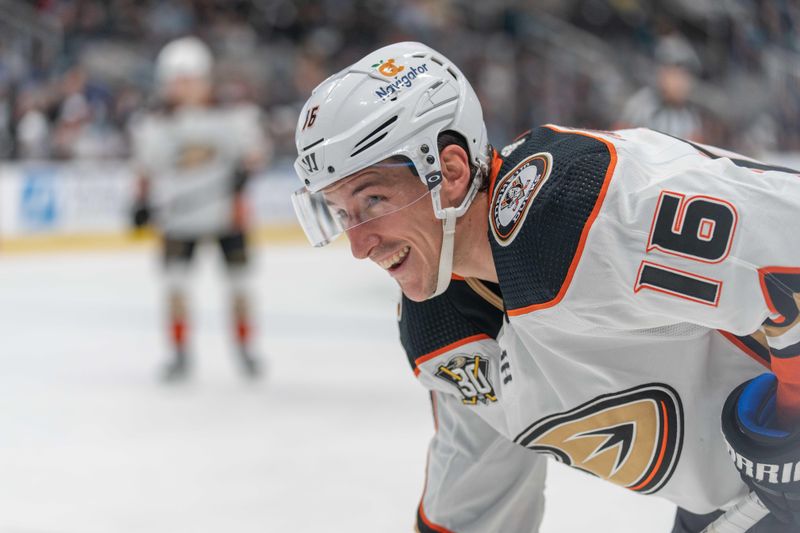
left=490, top=126, right=614, bottom=312
left=399, top=279, right=504, bottom=372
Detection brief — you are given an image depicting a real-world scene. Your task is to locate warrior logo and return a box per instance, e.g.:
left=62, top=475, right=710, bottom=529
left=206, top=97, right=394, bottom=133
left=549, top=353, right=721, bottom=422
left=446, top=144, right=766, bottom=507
left=299, top=152, right=319, bottom=174
left=491, top=153, right=552, bottom=246
left=514, top=384, right=684, bottom=494
left=435, top=354, right=497, bottom=405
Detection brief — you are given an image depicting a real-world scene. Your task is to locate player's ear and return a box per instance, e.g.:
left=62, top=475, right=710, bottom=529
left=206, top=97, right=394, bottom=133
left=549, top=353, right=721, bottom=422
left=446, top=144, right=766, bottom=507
left=439, top=144, right=471, bottom=207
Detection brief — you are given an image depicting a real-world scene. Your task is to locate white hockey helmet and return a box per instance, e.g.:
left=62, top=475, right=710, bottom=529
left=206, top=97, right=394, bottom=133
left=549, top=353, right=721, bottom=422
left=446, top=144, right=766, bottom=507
left=294, top=41, right=487, bottom=194
left=291, top=41, right=488, bottom=298
left=156, top=36, right=213, bottom=84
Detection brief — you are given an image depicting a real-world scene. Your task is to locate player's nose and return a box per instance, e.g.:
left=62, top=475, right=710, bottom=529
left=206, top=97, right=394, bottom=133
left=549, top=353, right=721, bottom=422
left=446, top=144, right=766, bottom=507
left=346, top=224, right=379, bottom=260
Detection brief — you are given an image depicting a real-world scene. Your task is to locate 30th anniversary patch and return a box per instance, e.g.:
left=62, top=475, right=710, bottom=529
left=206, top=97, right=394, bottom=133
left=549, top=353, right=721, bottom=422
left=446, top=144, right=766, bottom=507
left=435, top=354, right=497, bottom=405
left=491, top=152, right=552, bottom=246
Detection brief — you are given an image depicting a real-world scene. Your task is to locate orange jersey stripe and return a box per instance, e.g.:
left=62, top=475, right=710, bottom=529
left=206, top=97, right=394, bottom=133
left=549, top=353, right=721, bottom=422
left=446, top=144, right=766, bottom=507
left=630, top=400, right=669, bottom=491
left=717, top=330, right=771, bottom=369
left=413, top=333, right=490, bottom=376
left=772, top=356, right=800, bottom=426
left=487, top=148, right=503, bottom=198
left=418, top=502, right=455, bottom=533
left=757, top=266, right=800, bottom=325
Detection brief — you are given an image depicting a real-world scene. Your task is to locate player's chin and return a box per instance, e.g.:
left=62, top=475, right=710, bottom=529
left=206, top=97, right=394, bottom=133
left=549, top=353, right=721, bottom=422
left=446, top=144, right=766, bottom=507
left=396, top=272, right=436, bottom=303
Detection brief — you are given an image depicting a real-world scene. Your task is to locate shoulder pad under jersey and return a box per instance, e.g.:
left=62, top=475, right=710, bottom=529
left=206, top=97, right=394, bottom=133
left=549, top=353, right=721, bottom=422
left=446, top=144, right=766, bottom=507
left=489, top=125, right=616, bottom=312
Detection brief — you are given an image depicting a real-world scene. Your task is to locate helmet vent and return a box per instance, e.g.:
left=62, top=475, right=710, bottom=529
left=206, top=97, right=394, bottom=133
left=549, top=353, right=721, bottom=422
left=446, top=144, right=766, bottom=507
left=411, top=53, right=426, bottom=58
left=350, top=115, right=398, bottom=157
left=430, top=56, right=444, bottom=66
left=447, top=67, right=458, bottom=80
left=351, top=132, right=389, bottom=158
left=302, top=138, right=324, bottom=151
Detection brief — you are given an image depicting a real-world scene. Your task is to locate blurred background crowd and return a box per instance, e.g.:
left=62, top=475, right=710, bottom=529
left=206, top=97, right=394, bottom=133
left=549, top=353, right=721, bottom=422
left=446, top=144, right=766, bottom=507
left=0, top=0, right=798, bottom=163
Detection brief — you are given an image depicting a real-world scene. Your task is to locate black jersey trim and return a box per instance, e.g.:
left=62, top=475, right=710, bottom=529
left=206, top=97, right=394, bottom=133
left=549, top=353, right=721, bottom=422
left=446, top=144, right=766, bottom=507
left=717, top=330, right=771, bottom=369
left=491, top=125, right=618, bottom=316
left=417, top=503, right=454, bottom=533
left=412, top=333, right=491, bottom=376
left=661, top=132, right=800, bottom=174
left=399, top=279, right=504, bottom=374
left=509, top=125, right=616, bottom=315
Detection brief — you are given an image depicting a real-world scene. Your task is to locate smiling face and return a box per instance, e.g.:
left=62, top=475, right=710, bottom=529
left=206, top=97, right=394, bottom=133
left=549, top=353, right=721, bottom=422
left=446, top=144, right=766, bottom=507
left=322, top=159, right=443, bottom=301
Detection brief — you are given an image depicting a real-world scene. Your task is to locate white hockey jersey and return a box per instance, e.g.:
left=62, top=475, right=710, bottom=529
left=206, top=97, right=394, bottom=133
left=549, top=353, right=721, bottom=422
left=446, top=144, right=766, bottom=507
left=131, top=104, right=265, bottom=237
left=400, top=126, right=800, bottom=531
left=400, top=278, right=547, bottom=533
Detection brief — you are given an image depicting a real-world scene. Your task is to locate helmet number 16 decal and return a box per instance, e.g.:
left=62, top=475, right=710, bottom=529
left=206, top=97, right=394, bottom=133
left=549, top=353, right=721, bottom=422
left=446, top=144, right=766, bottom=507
left=634, top=190, right=738, bottom=306
left=301, top=105, right=319, bottom=131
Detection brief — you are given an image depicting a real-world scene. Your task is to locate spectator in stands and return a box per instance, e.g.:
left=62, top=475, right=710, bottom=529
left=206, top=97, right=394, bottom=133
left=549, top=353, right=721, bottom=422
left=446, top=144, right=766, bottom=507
left=50, top=66, right=124, bottom=159
left=2, top=0, right=797, bottom=160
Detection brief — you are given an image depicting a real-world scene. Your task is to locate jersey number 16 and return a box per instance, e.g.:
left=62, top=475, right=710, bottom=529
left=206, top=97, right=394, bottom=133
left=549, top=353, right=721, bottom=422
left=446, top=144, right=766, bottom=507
left=635, top=190, right=737, bottom=306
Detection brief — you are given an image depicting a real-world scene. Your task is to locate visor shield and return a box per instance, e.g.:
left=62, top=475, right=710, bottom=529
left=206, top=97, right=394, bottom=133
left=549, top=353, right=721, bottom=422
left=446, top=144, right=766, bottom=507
left=291, top=162, right=432, bottom=247
left=291, top=187, right=343, bottom=247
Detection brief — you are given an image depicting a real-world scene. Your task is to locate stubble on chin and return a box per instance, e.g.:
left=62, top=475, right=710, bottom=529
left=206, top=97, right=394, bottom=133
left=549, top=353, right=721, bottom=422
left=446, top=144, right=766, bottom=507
left=399, top=274, right=437, bottom=303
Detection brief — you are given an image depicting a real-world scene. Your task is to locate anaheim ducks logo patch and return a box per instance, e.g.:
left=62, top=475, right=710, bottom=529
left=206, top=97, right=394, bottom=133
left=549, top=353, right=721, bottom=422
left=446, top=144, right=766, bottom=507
left=435, top=354, right=497, bottom=405
left=176, top=144, right=216, bottom=169
left=514, top=384, right=683, bottom=494
left=491, top=153, right=552, bottom=246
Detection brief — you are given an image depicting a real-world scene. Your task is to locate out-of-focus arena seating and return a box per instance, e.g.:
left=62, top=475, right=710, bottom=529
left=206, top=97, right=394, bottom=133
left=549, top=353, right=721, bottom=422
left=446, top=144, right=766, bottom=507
left=1, top=0, right=797, bottom=163
left=0, top=0, right=797, bottom=251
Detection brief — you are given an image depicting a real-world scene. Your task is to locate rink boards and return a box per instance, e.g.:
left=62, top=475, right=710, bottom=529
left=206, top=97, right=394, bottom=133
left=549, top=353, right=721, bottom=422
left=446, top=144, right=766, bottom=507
left=0, top=160, right=304, bottom=253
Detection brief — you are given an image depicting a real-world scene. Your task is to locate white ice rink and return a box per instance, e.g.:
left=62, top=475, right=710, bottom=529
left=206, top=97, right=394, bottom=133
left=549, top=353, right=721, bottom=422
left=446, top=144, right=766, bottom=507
left=0, top=242, right=677, bottom=532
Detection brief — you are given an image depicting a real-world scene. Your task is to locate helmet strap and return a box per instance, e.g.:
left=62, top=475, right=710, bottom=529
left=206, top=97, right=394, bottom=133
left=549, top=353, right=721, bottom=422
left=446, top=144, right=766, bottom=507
left=431, top=206, right=457, bottom=298
left=427, top=171, right=482, bottom=299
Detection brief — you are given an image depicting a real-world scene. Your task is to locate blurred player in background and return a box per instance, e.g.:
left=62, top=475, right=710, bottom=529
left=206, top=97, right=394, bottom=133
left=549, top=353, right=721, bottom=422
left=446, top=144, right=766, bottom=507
left=130, top=36, right=269, bottom=382
left=617, top=34, right=704, bottom=142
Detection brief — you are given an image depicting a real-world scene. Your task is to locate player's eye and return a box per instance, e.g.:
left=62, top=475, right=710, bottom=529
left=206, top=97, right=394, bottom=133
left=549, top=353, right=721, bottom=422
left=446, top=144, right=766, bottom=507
left=365, top=195, right=385, bottom=209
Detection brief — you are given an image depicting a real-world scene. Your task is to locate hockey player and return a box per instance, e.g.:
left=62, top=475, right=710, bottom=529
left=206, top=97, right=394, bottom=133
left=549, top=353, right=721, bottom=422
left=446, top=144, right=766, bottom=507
left=131, top=37, right=269, bottom=381
left=292, top=42, right=800, bottom=531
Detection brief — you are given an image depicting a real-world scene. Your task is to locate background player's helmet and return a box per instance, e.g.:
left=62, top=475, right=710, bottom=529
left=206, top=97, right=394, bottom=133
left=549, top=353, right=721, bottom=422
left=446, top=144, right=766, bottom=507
left=156, top=36, right=213, bottom=84
left=292, top=41, right=488, bottom=250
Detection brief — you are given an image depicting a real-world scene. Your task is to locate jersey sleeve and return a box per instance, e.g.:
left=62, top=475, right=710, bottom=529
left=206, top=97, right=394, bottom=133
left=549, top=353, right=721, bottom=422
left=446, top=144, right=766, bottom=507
left=129, top=114, right=158, bottom=177
left=231, top=104, right=270, bottom=165
left=417, top=391, right=546, bottom=533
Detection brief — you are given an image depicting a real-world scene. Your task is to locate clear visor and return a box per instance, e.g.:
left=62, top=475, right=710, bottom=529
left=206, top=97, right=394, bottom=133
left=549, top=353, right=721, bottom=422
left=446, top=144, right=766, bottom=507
left=291, top=162, right=432, bottom=247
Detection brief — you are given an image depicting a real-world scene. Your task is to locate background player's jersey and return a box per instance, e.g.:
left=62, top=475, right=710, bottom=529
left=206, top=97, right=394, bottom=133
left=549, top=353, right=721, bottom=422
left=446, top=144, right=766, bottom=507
left=132, top=104, right=265, bottom=237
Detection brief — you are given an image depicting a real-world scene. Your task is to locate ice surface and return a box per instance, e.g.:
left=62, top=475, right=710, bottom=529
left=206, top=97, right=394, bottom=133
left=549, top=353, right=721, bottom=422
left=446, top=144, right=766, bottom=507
left=0, top=243, right=675, bottom=532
